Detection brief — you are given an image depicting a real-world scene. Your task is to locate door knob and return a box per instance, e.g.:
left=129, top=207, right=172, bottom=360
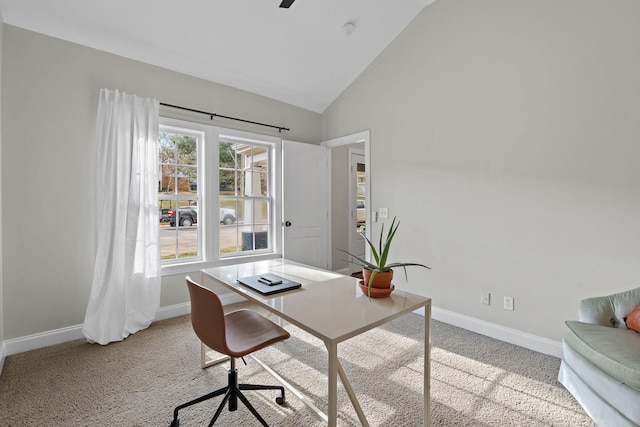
left=285, top=221, right=292, bottom=227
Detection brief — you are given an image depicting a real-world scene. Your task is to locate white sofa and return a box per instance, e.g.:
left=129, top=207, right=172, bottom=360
left=558, top=287, right=640, bottom=426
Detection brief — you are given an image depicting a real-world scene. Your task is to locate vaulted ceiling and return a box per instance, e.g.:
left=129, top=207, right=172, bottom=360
left=0, top=0, right=435, bottom=113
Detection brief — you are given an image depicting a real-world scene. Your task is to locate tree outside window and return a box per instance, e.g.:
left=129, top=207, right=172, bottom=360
left=158, top=130, right=199, bottom=261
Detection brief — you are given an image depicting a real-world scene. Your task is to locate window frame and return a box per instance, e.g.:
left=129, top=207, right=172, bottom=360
left=159, top=117, right=283, bottom=277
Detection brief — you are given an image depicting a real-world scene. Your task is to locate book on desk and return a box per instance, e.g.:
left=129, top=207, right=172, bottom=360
left=237, top=273, right=301, bottom=295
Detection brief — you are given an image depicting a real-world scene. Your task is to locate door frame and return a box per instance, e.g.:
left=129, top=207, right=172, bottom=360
left=322, top=130, right=371, bottom=270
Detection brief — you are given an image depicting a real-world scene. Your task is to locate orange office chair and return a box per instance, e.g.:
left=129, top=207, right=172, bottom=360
left=170, top=276, right=290, bottom=427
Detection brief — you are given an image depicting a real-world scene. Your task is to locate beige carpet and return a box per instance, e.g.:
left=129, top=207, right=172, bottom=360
left=0, top=302, right=594, bottom=426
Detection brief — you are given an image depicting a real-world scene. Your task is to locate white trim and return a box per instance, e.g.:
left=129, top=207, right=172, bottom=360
left=0, top=342, right=6, bottom=375
left=4, top=323, right=85, bottom=356
left=161, top=253, right=282, bottom=277
left=412, top=306, right=563, bottom=358
left=2, top=292, right=248, bottom=357
left=153, top=302, right=191, bottom=321
left=154, top=292, right=246, bottom=321
left=321, top=130, right=368, bottom=148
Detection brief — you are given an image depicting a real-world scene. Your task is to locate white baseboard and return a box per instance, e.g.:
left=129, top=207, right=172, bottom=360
left=412, top=306, right=562, bottom=358
left=4, top=323, right=85, bottom=356
left=154, top=302, right=191, bottom=321
left=148, top=298, right=564, bottom=359
left=2, top=293, right=249, bottom=358
left=2, top=296, right=560, bottom=362
left=147, top=293, right=247, bottom=322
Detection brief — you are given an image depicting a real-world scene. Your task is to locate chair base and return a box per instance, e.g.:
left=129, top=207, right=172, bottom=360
left=171, top=367, right=285, bottom=427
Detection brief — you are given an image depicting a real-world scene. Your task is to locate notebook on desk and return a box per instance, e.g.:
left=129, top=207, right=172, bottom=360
left=237, top=273, right=302, bottom=295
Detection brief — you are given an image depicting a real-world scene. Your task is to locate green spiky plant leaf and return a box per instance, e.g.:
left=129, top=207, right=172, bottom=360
left=337, top=217, right=430, bottom=297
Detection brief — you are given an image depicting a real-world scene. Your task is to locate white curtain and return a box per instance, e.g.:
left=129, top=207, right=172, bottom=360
left=83, top=89, right=161, bottom=345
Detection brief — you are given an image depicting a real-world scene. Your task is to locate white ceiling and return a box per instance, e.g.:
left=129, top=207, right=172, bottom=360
left=0, top=0, right=435, bottom=113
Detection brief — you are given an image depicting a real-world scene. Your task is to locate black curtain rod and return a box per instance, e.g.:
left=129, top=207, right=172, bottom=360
left=160, top=102, right=290, bottom=133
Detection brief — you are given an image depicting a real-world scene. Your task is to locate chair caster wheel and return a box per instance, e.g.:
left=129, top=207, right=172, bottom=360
left=276, top=395, right=286, bottom=405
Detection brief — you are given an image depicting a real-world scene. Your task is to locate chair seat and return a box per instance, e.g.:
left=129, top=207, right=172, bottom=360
left=225, top=310, right=290, bottom=357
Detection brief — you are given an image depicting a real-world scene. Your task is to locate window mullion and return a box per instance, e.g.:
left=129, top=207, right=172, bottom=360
left=203, top=127, right=220, bottom=262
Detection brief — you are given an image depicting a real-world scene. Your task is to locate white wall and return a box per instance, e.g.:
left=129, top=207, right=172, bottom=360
left=1, top=25, right=321, bottom=342
left=322, top=0, right=640, bottom=342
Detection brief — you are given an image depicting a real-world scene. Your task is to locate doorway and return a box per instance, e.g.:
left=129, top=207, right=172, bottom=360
left=322, top=130, right=370, bottom=274
left=348, top=149, right=366, bottom=272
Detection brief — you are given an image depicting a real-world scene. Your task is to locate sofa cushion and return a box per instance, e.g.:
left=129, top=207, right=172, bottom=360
left=579, top=287, right=640, bottom=328
left=626, top=304, right=640, bottom=333
left=565, top=320, right=640, bottom=392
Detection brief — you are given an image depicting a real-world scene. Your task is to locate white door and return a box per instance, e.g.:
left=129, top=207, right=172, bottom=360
left=348, top=150, right=366, bottom=272
left=282, top=140, right=329, bottom=269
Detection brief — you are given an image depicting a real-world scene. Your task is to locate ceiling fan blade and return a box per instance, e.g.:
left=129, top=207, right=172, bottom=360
left=279, top=0, right=295, bottom=8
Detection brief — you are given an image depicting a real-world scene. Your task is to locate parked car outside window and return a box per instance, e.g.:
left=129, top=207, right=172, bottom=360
left=168, top=206, right=237, bottom=227
left=159, top=209, right=171, bottom=223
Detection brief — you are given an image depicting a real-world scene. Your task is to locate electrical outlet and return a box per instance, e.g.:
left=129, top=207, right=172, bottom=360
left=481, top=292, right=490, bottom=305
left=504, top=296, right=514, bottom=311
left=379, top=207, right=389, bottom=219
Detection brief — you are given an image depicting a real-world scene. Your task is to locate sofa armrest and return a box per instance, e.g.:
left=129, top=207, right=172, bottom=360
left=579, top=287, right=640, bottom=328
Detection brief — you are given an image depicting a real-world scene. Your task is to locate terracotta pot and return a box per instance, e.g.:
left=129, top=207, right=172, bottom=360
left=362, top=269, right=393, bottom=289
left=358, top=281, right=395, bottom=298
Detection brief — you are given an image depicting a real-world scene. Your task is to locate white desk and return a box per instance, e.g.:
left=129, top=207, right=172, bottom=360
left=201, top=259, right=431, bottom=426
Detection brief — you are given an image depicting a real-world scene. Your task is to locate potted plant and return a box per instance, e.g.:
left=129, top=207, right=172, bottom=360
left=339, top=217, right=430, bottom=297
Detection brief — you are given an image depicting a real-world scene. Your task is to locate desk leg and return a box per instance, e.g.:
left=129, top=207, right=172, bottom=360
left=326, top=341, right=338, bottom=427
left=424, top=303, right=431, bottom=427
left=337, top=359, right=369, bottom=426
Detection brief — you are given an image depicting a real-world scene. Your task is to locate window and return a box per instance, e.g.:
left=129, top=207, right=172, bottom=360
left=159, top=117, right=281, bottom=272
left=218, top=139, right=272, bottom=255
left=158, top=128, right=201, bottom=262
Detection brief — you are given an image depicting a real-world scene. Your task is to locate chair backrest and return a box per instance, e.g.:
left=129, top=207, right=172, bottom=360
left=186, top=276, right=229, bottom=354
